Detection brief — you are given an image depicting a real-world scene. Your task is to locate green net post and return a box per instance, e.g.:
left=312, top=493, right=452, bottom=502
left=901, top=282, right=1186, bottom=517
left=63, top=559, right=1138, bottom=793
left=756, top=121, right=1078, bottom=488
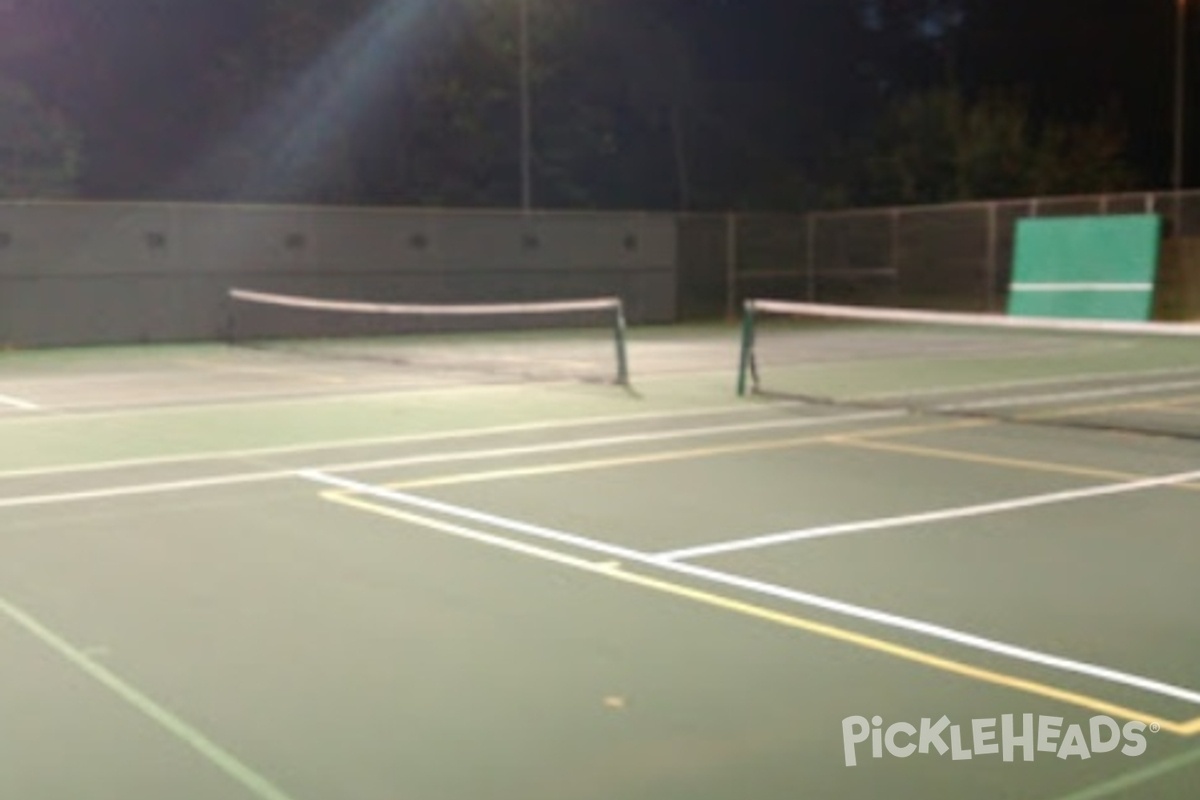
left=614, top=302, right=630, bottom=386
left=737, top=299, right=756, bottom=396
left=224, top=291, right=239, bottom=348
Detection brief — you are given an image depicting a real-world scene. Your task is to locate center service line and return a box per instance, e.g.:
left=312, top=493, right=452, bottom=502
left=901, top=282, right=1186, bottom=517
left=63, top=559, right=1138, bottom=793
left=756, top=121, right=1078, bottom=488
left=298, top=470, right=1200, bottom=707
left=656, top=465, right=1200, bottom=562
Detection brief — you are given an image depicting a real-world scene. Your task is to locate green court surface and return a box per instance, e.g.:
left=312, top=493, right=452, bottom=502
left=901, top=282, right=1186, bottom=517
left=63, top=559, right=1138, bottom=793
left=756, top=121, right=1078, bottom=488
left=1, top=328, right=1199, bottom=800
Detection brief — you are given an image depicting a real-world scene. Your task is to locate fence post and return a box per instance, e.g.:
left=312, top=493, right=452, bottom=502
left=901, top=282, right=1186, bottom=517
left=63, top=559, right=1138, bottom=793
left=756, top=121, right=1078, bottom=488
left=889, top=208, right=900, bottom=304
left=805, top=213, right=817, bottom=301
left=724, top=212, right=738, bottom=320
left=985, top=202, right=999, bottom=312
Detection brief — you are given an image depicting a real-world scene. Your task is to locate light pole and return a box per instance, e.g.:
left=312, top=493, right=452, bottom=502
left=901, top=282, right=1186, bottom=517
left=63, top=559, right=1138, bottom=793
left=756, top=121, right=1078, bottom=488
left=518, top=0, right=532, bottom=210
left=1174, top=0, right=1187, bottom=191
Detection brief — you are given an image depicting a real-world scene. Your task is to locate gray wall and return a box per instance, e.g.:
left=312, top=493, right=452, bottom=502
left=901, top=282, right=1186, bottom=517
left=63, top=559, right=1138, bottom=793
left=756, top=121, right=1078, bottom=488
left=0, top=201, right=678, bottom=348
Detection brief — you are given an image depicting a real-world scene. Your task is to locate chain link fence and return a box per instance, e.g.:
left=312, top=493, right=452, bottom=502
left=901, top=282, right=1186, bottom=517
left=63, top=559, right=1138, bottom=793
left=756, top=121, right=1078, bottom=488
left=677, top=189, right=1200, bottom=321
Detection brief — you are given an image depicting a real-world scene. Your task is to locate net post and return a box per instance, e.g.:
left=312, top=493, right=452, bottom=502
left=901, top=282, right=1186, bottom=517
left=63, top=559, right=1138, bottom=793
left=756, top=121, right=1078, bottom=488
left=613, top=300, right=630, bottom=386
left=224, top=288, right=238, bottom=348
left=724, top=212, right=739, bottom=321
left=736, top=299, right=757, bottom=396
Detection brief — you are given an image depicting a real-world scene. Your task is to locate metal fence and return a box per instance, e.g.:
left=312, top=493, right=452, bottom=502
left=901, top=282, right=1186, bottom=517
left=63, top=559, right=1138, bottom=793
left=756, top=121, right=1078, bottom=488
left=3, top=191, right=1198, bottom=348
left=678, top=189, right=1200, bottom=321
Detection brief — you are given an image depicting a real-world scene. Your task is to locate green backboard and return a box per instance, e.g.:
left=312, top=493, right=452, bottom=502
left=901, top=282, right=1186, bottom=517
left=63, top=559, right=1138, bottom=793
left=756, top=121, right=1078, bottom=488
left=1008, top=214, right=1162, bottom=320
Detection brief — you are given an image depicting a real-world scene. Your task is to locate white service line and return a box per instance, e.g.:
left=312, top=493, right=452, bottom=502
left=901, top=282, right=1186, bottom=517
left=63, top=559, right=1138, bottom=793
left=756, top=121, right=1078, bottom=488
left=299, top=470, right=1200, bottom=707
left=0, top=409, right=894, bottom=509
left=0, top=403, right=757, bottom=480
left=0, top=393, right=40, bottom=411
left=656, top=466, right=1200, bottom=561
left=938, top=378, right=1200, bottom=412
left=301, top=470, right=645, bottom=563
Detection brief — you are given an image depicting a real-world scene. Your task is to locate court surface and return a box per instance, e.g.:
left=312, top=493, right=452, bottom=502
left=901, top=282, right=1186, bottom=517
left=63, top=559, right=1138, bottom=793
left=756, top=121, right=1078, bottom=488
left=1, top=327, right=1199, bottom=800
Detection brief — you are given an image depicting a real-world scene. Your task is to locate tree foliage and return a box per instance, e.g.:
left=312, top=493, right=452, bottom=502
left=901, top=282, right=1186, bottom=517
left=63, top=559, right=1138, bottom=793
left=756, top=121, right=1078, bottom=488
left=182, top=0, right=696, bottom=208
left=857, top=0, right=1173, bottom=192
left=837, top=86, right=1137, bottom=206
left=0, top=0, right=1172, bottom=209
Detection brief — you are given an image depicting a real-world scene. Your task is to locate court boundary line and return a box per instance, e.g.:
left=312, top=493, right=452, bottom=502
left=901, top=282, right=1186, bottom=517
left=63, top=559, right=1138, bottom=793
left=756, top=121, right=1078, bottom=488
left=1048, top=742, right=1200, bottom=800
left=0, top=594, right=296, bottom=800
left=308, top=478, right=1200, bottom=736
left=851, top=366, right=1200, bottom=404
left=830, top=436, right=1200, bottom=493
left=0, top=392, right=39, bottom=411
left=0, top=470, right=296, bottom=509
left=938, top=377, right=1200, bottom=412
left=300, top=470, right=1200, bottom=712
left=322, top=410, right=900, bottom=475
left=656, top=465, right=1200, bottom=561
left=0, top=409, right=901, bottom=509
left=0, top=403, right=764, bottom=480
left=0, top=371, right=639, bottom=424
left=175, top=357, right=351, bottom=386
left=372, top=418, right=981, bottom=492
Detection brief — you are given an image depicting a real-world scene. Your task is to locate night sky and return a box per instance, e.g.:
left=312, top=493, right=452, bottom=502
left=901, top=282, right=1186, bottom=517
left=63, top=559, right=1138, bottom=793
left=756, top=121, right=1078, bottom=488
left=0, top=0, right=1191, bottom=206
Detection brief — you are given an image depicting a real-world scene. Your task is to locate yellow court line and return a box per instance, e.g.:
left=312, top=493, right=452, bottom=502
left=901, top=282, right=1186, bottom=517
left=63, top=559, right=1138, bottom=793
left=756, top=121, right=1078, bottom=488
left=323, top=491, right=1197, bottom=737
left=378, top=417, right=987, bottom=491
left=1145, top=402, right=1200, bottom=417
left=831, top=436, right=1200, bottom=494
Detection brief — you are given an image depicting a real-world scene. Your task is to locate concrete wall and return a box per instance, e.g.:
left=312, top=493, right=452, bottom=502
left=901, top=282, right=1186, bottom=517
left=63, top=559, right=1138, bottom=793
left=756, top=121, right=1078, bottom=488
left=0, top=201, right=678, bottom=348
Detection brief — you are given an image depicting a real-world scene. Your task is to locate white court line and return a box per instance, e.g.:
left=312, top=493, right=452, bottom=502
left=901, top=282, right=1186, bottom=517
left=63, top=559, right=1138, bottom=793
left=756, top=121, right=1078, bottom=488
left=0, top=372, right=630, bottom=424
left=0, top=393, right=39, bottom=411
left=0, top=361, right=734, bottom=423
left=174, top=358, right=349, bottom=385
left=1010, top=283, right=1154, bottom=292
left=938, top=378, right=1200, bottom=412
left=853, top=365, right=1200, bottom=404
left=656, top=467, right=1200, bottom=561
left=323, top=410, right=901, bottom=475
left=0, top=403, right=757, bottom=480
left=299, top=470, right=1200, bottom=707
left=0, top=471, right=295, bottom=510
left=0, top=410, right=892, bottom=509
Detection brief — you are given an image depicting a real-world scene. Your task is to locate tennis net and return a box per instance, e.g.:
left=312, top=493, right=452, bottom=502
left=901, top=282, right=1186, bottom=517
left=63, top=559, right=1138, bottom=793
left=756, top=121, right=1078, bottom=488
left=737, top=298, right=1200, bottom=440
left=226, top=288, right=630, bottom=386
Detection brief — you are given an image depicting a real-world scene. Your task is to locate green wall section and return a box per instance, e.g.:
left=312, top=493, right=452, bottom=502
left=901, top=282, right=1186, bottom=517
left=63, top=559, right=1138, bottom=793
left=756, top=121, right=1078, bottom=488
left=1008, top=214, right=1162, bottom=320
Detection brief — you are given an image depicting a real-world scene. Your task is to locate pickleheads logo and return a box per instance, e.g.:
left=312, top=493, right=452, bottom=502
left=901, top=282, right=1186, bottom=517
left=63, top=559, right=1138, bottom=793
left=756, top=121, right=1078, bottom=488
left=842, top=714, right=1153, bottom=767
